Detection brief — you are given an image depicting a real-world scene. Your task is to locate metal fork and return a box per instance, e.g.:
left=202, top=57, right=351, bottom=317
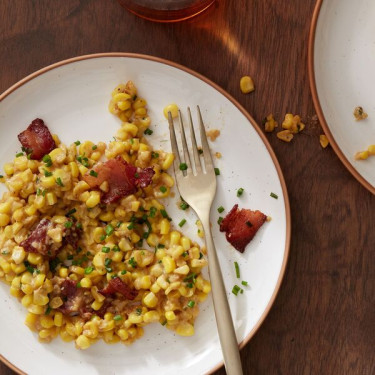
left=168, top=107, right=243, bottom=375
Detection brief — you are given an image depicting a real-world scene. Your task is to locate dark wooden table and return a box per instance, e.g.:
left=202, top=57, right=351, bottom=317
left=1, top=1, right=374, bottom=374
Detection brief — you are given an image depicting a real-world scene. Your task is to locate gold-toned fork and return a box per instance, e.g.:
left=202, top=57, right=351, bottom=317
left=168, top=107, right=243, bottom=375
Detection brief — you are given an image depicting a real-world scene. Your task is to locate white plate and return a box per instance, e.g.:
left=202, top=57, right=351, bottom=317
left=0, top=53, right=290, bottom=375
left=310, top=0, right=375, bottom=194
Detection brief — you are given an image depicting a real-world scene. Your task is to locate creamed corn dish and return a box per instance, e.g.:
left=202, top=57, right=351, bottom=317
left=0, top=81, right=211, bottom=349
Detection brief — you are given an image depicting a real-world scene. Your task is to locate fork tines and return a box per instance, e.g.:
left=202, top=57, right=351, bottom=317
left=168, top=106, right=214, bottom=176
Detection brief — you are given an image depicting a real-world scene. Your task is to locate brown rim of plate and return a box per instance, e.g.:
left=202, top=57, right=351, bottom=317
left=308, top=0, right=375, bottom=195
left=0, top=52, right=291, bottom=375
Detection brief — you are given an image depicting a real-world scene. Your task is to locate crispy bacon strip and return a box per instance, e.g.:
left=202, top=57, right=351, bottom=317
left=20, top=218, right=53, bottom=255
left=83, top=156, right=154, bottom=204
left=99, top=277, right=137, bottom=300
left=17, top=118, right=56, bottom=160
left=220, top=204, right=267, bottom=253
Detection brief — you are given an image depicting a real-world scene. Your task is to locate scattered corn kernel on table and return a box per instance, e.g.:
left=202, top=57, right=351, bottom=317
left=0, top=0, right=374, bottom=374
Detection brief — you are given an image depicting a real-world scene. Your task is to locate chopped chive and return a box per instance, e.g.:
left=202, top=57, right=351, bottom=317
left=74, top=140, right=81, bottom=146
left=198, top=148, right=203, bottom=155
left=214, top=167, right=220, bottom=176
left=116, top=221, right=122, bottom=228
left=89, top=170, right=98, bottom=177
left=187, top=300, right=195, bottom=308
left=129, top=138, right=134, bottom=144
left=112, top=245, right=120, bottom=252
left=183, top=273, right=197, bottom=282
left=149, top=206, right=157, bottom=218
left=42, top=189, right=47, bottom=196
left=105, top=224, right=114, bottom=236
left=64, top=221, right=73, bottom=229
left=180, top=202, right=189, bottom=210
left=151, top=152, right=159, bottom=158
left=92, top=145, right=97, bottom=150
left=270, top=192, right=278, bottom=199
left=127, top=222, right=135, bottom=230
left=232, top=285, right=241, bottom=296
left=179, top=163, right=188, bottom=171
left=36, top=188, right=42, bottom=196
left=42, top=155, right=52, bottom=167
left=84, top=266, right=94, bottom=274
left=178, top=219, right=186, bottom=227
left=159, top=186, right=167, bottom=193
left=56, top=177, right=64, bottom=187
left=67, top=254, right=74, bottom=260
left=157, top=244, right=165, bottom=249
left=102, top=247, right=110, bottom=253
left=0, top=175, right=3, bottom=178
left=234, top=261, right=240, bottom=278
left=104, top=258, right=112, bottom=267
left=129, top=257, right=137, bottom=268
left=161, top=320, right=167, bottom=326
left=199, top=252, right=203, bottom=259
left=16, top=152, right=24, bottom=157
left=100, top=234, right=106, bottom=241
left=135, top=308, right=142, bottom=316
left=76, top=222, right=83, bottom=229
left=217, top=206, right=225, bottom=213
left=144, top=128, right=153, bottom=135
left=186, top=282, right=193, bottom=288
left=121, top=269, right=127, bottom=275
left=240, top=289, right=244, bottom=294
left=160, top=209, right=169, bottom=218
left=45, top=306, right=52, bottom=315
left=182, top=251, right=188, bottom=257
left=66, top=208, right=76, bottom=217
left=44, top=169, right=52, bottom=177
left=241, top=281, right=248, bottom=286
left=217, top=217, right=223, bottom=225
left=237, top=188, right=244, bottom=197
left=246, top=221, right=252, bottom=227
left=77, top=282, right=82, bottom=288
left=113, top=314, right=122, bottom=321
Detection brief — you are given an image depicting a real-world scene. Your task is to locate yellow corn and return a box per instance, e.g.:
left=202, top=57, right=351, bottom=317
left=54, top=312, right=63, bottom=327
left=163, top=103, right=179, bottom=119
left=320, top=135, right=329, bottom=148
left=176, top=322, right=194, bottom=336
left=240, top=75, right=255, bottom=94
left=277, top=130, right=293, bottom=142
left=0, top=213, right=10, bottom=226
left=86, top=191, right=101, bottom=208
left=355, top=151, right=369, bottom=160
left=76, top=335, right=91, bottom=350
left=143, top=291, right=158, bottom=308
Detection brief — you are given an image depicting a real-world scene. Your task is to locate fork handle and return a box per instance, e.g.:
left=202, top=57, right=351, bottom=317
left=201, top=218, right=243, bottom=375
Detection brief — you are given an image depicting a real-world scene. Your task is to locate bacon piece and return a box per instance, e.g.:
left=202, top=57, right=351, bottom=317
left=63, top=224, right=82, bottom=249
left=83, top=156, right=154, bottom=204
left=58, top=279, right=85, bottom=316
left=17, top=118, right=56, bottom=160
left=219, top=204, right=267, bottom=253
left=99, top=277, right=137, bottom=300
left=20, top=218, right=53, bottom=256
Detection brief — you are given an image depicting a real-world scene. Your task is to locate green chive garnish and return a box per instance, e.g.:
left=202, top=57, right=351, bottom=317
left=237, top=188, right=244, bottom=197
left=104, top=258, right=112, bottom=267
left=270, top=192, right=278, bottom=199
left=84, top=266, right=94, bottom=275
left=66, top=208, right=76, bottom=217
left=178, top=219, right=186, bottom=227
left=241, top=281, right=248, bottom=286
left=56, top=177, right=64, bottom=187
left=44, top=169, right=52, bottom=177
left=112, top=245, right=120, bottom=252
left=232, top=285, right=241, bottom=296
left=105, top=224, right=114, bottom=236
left=102, top=247, right=110, bottom=253
left=113, top=315, right=122, bottom=321
left=179, top=163, right=188, bottom=171
left=129, top=257, right=137, bottom=268
left=214, top=167, right=220, bottom=176
left=89, top=170, right=98, bottom=177
left=161, top=320, right=167, bottom=326
left=180, top=202, right=189, bottom=210
left=234, top=261, right=240, bottom=278
left=149, top=206, right=157, bottom=218
left=64, top=221, right=73, bottom=229
left=187, top=300, right=195, bottom=308
left=74, top=140, right=81, bottom=146
left=159, top=186, right=167, bottom=193
left=127, top=222, right=135, bottom=230
left=144, top=128, right=153, bottom=135
left=45, top=306, right=52, bottom=315
left=42, top=155, right=52, bottom=167
left=151, top=152, right=159, bottom=158
left=16, top=152, right=23, bottom=157
left=121, top=270, right=127, bottom=275
left=217, top=206, right=225, bottom=213
left=217, top=217, right=223, bottom=225
left=92, top=145, right=97, bottom=150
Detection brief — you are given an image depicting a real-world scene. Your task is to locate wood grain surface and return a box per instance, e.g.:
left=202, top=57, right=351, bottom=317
left=1, top=0, right=374, bottom=374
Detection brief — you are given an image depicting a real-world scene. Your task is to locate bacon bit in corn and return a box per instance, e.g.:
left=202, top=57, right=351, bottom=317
left=320, top=135, right=329, bottom=148
left=277, top=130, right=293, bottom=142
left=264, top=114, right=278, bottom=133
left=353, top=106, right=368, bottom=121
left=240, top=76, right=255, bottom=94
left=206, top=129, right=220, bottom=142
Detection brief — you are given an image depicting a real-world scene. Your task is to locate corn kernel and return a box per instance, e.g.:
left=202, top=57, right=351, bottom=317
left=21, top=294, right=33, bottom=307
left=277, top=130, right=293, bottom=142
left=117, top=328, right=129, bottom=341
left=161, top=153, right=174, bottom=170
left=28, top=253, right=43, bottom=265
left=54, top=312, right=63, bottom=327
left=143, top=291, right=158, bottom=308
left=368, top=145, right=375, bottom=155
left=0, top=213, right=10, bottom=227
left=128, top=312, right=143, bottom=324
left=4, top=163, right=14, bottom=175
left=80, top=277, right=92, bottom=288
left=0, top=201, right=11, bottom=214
left=163, top=103, right=179, bottom=119
left=160, top=218, right=170, bottom=235
left=143, top=310, right=160, bottom=323
left=40, top=315, right=54, bottom=329
left=355, top=151, right=369, bottom=160
left=69, top=161, right=79, bottom=178
left=240, top=75, right=255, bottom=94
left=162, top=256, right=176, bottom=273
left=86, top=191, right=101, bottom=208
left=176, top=322, right=194, bottom=336
left=165, top=311, right=176, bottom=321
left=76, top=335, right=91, bottom=350
left=320, top=135, right=329, bottom=149
left=46, top=192, right=57, bottom=205
left=41, top=176, right=55, bottom=188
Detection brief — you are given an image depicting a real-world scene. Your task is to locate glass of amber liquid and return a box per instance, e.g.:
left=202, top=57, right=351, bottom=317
left=117, top=0, right=216, bottom=22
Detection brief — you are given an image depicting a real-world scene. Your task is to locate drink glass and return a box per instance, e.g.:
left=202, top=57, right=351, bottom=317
left=117, top=0, right=216, bottom=22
